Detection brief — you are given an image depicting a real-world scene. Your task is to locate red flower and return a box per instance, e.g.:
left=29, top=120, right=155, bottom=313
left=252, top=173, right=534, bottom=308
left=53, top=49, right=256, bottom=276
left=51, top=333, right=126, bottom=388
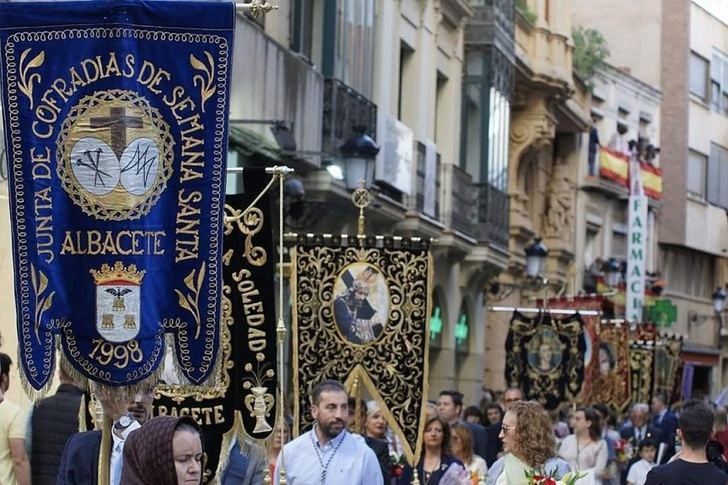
left=543, top=478, right=557, bottom=485
left=391, top=464, right=404, bottom=477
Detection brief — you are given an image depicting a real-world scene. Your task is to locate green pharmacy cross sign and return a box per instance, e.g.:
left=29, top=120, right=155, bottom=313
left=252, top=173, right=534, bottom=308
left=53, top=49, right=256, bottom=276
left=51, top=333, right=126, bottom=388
left=645, top=299, right=677, bottom=327
left=455, top=313, right=469, bottom=347
left=430, top=306, right=442, bottom=341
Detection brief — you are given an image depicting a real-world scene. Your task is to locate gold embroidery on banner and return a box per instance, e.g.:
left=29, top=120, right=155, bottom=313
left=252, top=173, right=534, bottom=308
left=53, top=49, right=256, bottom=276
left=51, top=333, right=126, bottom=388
left=224, top=204, right=267, bottom=267
left=292, top=243, right=430, bottom=465
left=17, top=48, right=44, bottom=108
left=30, top=263, right=55, bottom=343
left=174, top=261, right=205, bottom=339
left=4, top=26, right=229, bottom=395
left=189, top=51, right=215, bottom=113
left=56, top=89, right=175, bottom=221
left=242, top=352, right=275, bottom=434
left=156, top=282, right=234, bottom=402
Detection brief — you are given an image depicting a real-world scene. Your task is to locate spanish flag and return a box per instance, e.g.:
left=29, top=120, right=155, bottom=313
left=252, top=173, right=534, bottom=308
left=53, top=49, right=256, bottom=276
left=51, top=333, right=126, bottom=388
left=598, top=147, right=662, bottom=199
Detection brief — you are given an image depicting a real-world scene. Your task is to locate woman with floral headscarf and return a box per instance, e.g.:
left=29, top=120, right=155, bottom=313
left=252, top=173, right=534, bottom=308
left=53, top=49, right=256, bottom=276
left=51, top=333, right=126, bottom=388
left=121, top=415, right=204, bottom=485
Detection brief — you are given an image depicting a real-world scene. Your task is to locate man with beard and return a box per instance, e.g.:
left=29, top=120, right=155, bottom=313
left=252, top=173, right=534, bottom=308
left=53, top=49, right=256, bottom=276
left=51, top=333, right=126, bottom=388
left=275, top=380, right=382, bottom=485
left=56, top=384, right=155, bottom=485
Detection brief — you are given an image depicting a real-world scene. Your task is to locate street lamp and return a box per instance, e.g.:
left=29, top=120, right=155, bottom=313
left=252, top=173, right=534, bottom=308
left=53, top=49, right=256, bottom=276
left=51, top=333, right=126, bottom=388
left=338, top=125, right=380, bottom=190
left=602, top=257, right=621, bottom=288
left=525, top=238, right=549, bottom=280
left=713, top=287, right=727, bottom=313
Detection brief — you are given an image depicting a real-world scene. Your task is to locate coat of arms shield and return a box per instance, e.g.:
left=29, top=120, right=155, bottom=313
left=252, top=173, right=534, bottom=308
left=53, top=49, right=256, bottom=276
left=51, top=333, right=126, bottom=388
left=90, top=262, right=145, bottom=343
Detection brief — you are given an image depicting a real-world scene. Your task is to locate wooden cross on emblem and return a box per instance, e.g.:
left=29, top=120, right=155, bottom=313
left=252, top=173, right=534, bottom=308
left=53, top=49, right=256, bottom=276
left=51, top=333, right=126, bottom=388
left=90, top=106, right=143, bottom=158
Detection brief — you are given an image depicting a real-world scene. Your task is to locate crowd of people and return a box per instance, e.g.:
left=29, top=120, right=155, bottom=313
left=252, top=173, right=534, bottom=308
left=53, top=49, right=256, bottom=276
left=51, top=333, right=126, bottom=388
left=0, top=348, right=726, bottom=484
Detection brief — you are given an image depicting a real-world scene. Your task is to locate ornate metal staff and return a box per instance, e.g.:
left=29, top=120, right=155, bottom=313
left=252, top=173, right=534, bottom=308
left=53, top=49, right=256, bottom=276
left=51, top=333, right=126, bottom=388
left=235, top=0, right=278, bottom=16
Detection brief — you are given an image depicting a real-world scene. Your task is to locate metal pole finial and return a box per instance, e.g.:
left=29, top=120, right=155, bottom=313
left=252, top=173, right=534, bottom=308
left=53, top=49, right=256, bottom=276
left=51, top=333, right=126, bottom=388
left=236, top=0, right=279, bottom=17
left=351, top=180, right=372, bottom=238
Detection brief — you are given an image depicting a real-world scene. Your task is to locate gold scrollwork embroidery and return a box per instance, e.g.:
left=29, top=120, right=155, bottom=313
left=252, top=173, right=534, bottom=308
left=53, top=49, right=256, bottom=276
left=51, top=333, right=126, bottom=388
left=190, top=51, right=215, bottom=113
left=242, top=352, right=275, bottom=434
left=174, top=262, right=205, bottom=338
left=224, top=205, right=267, bottom=266
left=30, top=263, right=55, bottom=343
left=18, top=48, right=44, bottom=108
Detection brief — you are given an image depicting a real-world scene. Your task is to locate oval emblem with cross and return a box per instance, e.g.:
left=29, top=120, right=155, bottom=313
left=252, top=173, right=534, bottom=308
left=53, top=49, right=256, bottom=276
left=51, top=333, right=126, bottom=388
left=57, top=89, right=175, bottom=220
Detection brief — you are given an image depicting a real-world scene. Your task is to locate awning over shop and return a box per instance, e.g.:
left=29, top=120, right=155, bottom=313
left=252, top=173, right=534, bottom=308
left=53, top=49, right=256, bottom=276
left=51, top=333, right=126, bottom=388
left=680, top=342, right=720, bottom=367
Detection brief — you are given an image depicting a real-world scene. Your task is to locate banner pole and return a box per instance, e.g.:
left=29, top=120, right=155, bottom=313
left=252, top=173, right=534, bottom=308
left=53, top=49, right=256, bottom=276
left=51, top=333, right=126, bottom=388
left=97, top=416, right=111, bottom=485
left=235, top=1, right=278, bottom=16
left=276, top=168, right=288, bottom=485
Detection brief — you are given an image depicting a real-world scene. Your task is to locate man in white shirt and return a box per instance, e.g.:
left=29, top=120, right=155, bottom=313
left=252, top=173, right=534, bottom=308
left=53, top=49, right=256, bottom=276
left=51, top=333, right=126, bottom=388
left=275, top=380, right=383, bottom=485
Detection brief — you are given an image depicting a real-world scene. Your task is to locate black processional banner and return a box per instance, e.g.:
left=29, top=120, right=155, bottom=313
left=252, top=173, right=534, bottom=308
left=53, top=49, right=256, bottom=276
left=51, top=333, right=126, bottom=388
left=505, top=311, right=586, bottom=410
left=293, top=235, right=431, bottom=464
left=0, top=1, right=234, bottom=393
left=630, top=324, right=656, bottom=406
left=154, top=169, right=278, bottom=483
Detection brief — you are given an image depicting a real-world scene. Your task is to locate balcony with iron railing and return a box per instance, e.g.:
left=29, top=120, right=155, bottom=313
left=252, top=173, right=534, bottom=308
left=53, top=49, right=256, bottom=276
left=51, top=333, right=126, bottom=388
left=474, top=183, right=509, bottom=249
left=322, top=78, right=377, bottom=156
left=450, top=165, right=477, bottom=237
left=415, top=142, right=442, bottom=221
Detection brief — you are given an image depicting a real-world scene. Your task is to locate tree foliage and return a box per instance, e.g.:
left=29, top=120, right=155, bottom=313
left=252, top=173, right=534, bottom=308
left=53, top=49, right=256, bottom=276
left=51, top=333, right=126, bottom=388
left=572, top=26, right=611, bottom=87
left=515, top=0, right=538, bottom=26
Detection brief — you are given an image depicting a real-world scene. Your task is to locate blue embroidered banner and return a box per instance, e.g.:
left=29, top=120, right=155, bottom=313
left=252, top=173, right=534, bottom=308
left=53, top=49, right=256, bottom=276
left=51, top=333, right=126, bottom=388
left=0, top=1, right=235, bottom=392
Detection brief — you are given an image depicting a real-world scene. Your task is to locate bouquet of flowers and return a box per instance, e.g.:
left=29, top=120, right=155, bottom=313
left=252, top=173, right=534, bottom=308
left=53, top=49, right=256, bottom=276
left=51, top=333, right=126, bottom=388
left=526, top=469, right=586, bottom=485
left=438, top=463, right=473, bottom=485
left=390, top=453, right=407, bottom=479
left=614, top=438, right=632, bottom=462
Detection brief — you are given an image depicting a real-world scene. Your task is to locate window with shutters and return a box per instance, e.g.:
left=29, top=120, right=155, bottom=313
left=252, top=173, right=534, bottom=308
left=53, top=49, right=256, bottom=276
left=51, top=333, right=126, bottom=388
left=687, top=150, right=707, bottom=199
left=690, top=52, right=709, bottom=101
left=710, top=49, right=728, bottom=113
left=708, top=143, right=728, bottom=209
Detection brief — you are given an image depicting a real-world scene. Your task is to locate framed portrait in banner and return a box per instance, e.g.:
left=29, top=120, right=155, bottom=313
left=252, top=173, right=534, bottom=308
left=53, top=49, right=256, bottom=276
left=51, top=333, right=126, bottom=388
left=292, top=235, right=431, bottom=465
left=589, top=323, right=631, bottom=412
left=0, top=1, right=235, bottom=394
left=505, top=311, right=586, bottom=410
left=653, top=333, right=682, bottom=404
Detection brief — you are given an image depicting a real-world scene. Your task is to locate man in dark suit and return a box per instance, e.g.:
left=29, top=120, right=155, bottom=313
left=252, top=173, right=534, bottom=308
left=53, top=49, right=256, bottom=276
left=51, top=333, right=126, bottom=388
left=56, top=384, right=155, bottom=485
left=619, top=403, right=662, bottom=484
left=651, top=392, right=678, bottom=463
left=437, top=390, right=489, bottom=459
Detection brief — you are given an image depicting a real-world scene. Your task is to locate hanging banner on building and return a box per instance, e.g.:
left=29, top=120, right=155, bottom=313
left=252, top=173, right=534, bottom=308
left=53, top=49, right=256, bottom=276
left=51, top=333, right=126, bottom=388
left=589, top=323, right=631, bottom=412
left=293, top=235, right=431, bottom=464
left=626, top=160, right=648, bottom=322
left=0, top=1, right=235, bottom=394
left=504, top=311, right=586, bottom=410
left=154, top=169, right=278, bottom=482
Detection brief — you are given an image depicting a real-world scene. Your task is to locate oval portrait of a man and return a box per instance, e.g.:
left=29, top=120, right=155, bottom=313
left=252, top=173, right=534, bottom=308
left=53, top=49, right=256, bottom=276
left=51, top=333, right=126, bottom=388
left=527, top=328, right=563, bottom=374
left=332, top=263, right=389, bottom=345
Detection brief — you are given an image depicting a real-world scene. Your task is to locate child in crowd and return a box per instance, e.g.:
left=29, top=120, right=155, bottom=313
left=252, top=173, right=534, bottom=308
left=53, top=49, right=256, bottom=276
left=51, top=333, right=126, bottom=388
left=626, top=439, right=657, bottom=485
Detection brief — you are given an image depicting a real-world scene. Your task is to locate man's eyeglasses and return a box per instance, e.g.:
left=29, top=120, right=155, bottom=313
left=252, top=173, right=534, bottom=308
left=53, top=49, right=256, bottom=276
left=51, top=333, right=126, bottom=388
left=501, top=424, right=517, bottom=432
